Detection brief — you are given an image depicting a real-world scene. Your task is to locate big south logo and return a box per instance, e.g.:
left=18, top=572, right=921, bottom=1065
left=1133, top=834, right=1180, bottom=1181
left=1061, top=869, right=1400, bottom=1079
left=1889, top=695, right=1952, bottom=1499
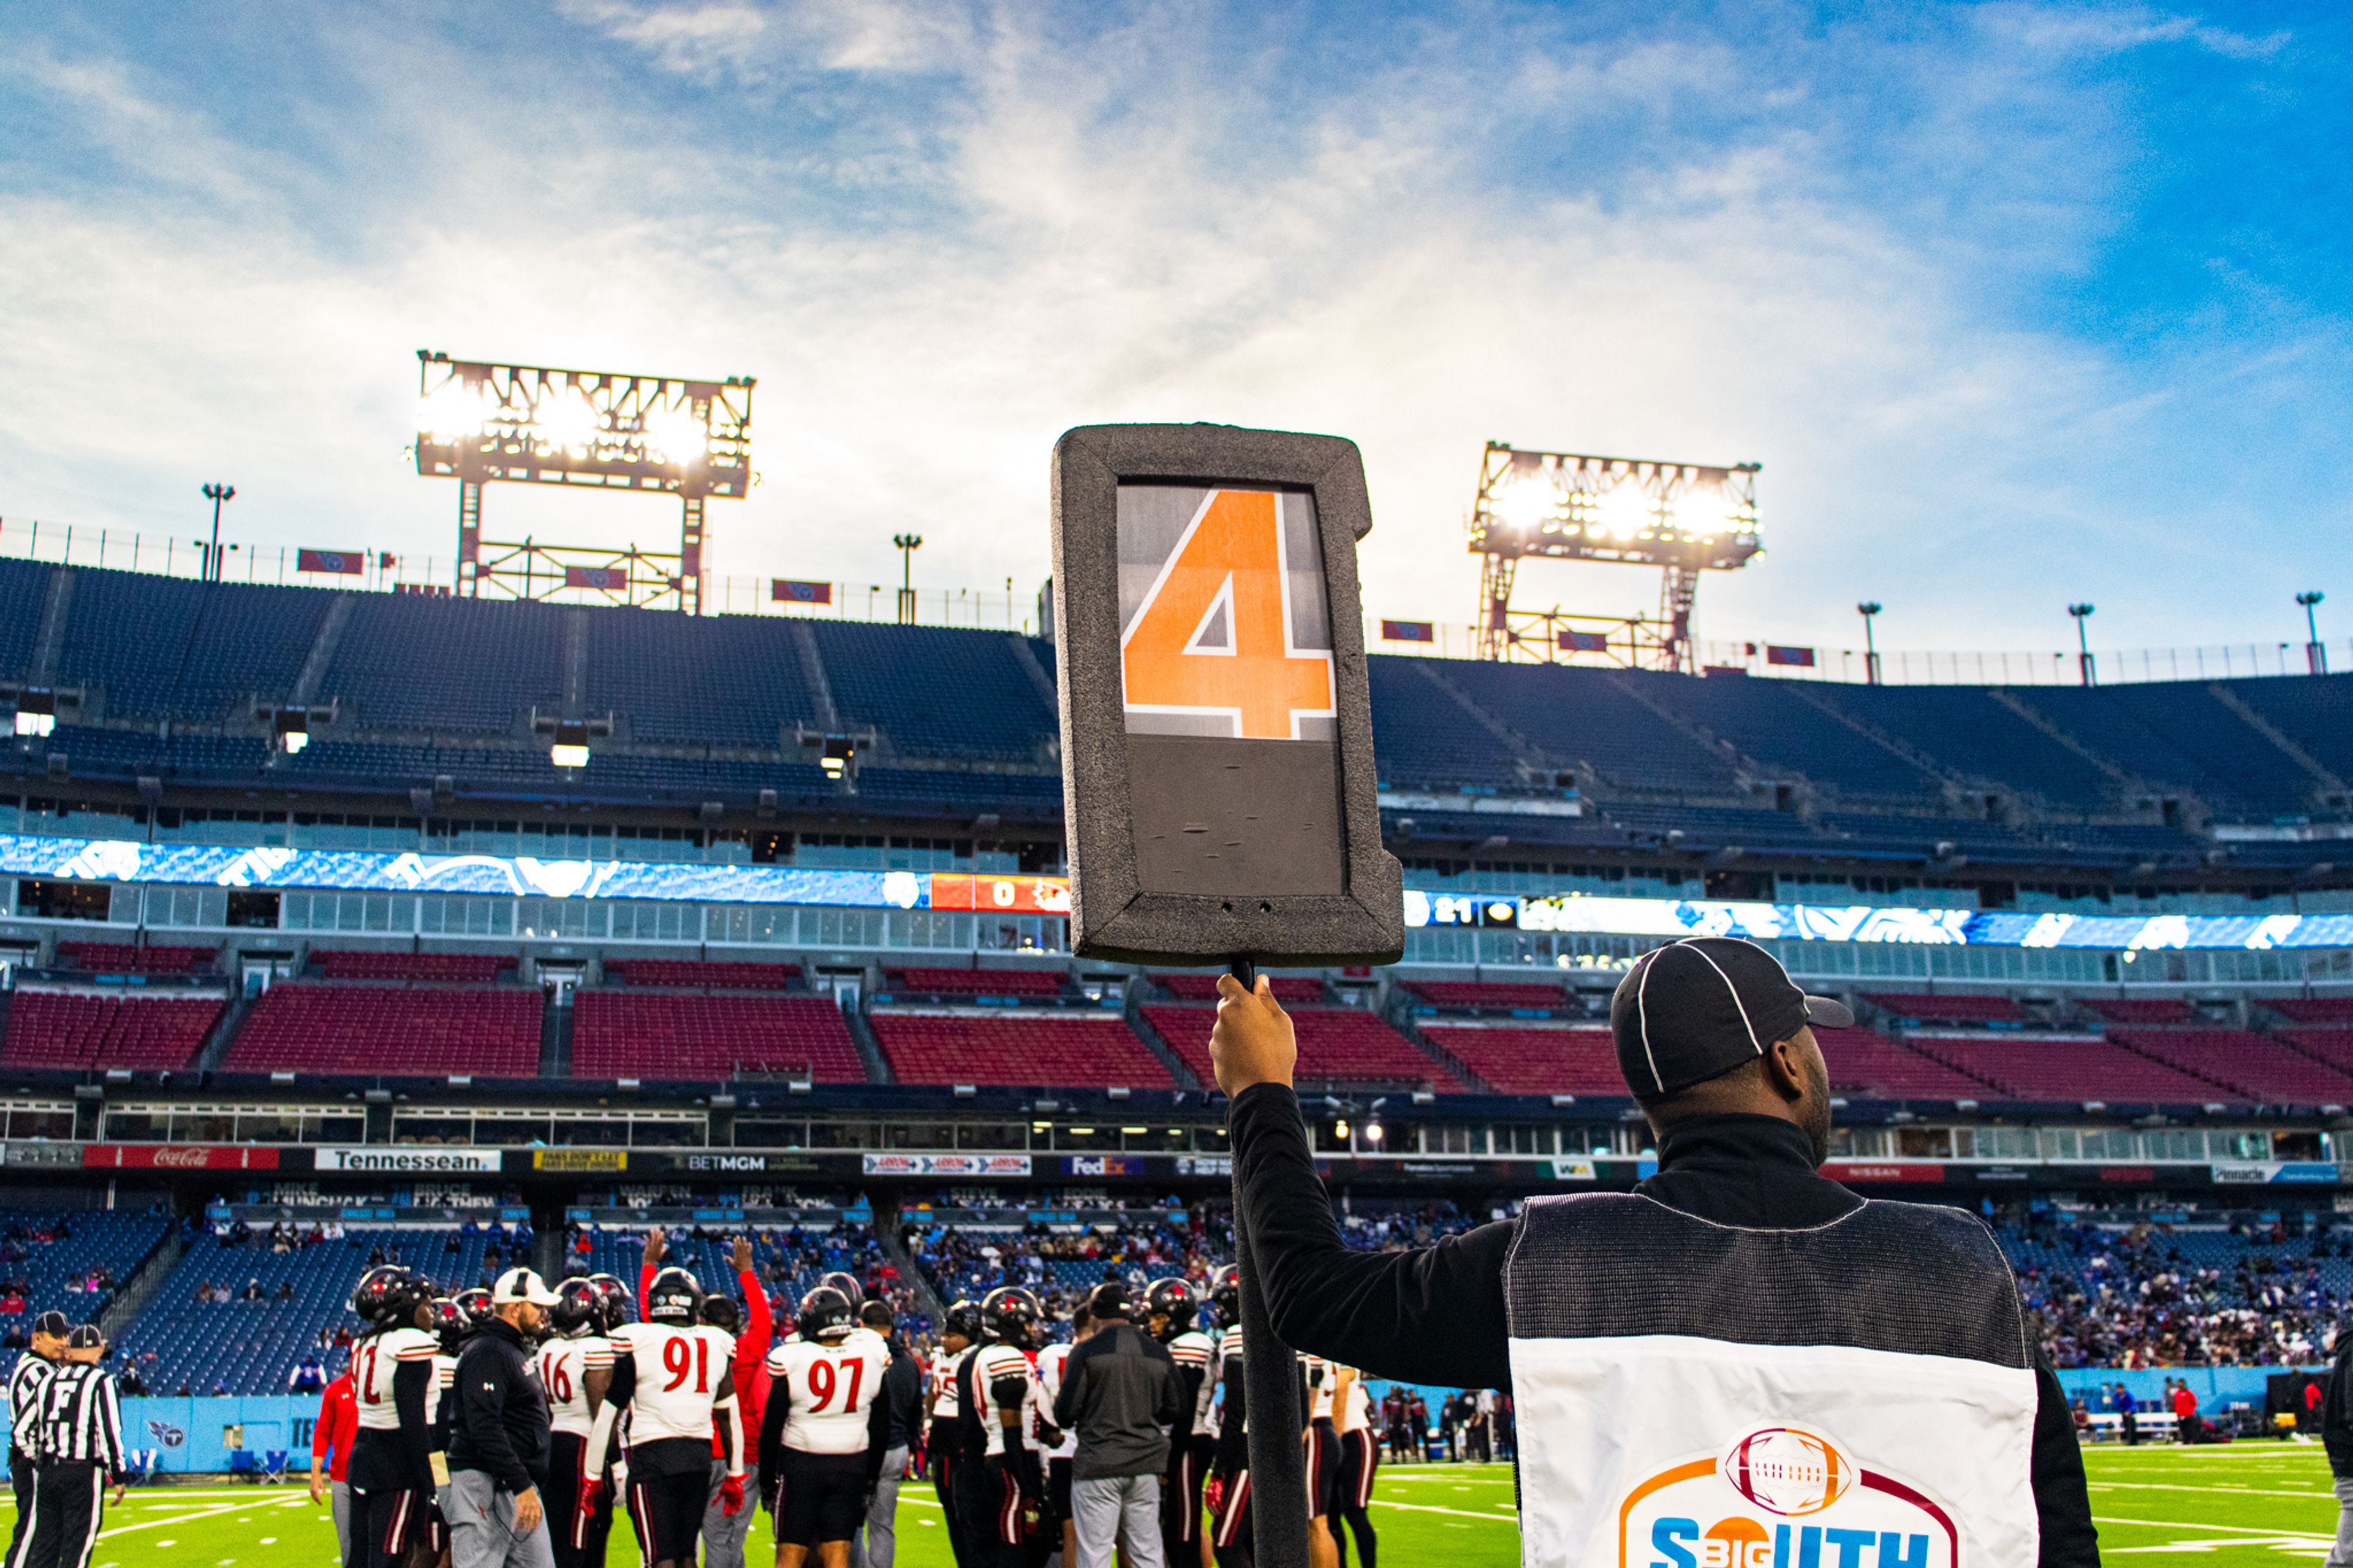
left=1719, top=1426, right=1855, bottom=1516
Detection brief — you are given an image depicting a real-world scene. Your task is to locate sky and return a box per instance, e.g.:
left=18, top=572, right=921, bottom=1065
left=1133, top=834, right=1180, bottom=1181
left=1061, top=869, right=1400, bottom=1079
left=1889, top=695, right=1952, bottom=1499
left=1, top=1, right=2347, bottom=662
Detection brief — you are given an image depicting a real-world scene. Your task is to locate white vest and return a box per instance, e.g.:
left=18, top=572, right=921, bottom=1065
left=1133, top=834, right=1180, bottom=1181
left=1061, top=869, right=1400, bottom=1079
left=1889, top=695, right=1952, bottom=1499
left=1503, top=1194, right=2039, bottom=1567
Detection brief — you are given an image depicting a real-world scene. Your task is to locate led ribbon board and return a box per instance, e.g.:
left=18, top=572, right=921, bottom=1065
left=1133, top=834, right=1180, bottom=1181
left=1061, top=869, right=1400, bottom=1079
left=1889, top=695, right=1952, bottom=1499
left=1052, top=425, right=1403, bottom=966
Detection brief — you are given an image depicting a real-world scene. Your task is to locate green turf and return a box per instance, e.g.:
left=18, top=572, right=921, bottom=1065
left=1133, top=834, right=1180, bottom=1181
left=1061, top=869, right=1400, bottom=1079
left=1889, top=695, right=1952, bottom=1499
left=38, top=1444, right=2343, bottom=1566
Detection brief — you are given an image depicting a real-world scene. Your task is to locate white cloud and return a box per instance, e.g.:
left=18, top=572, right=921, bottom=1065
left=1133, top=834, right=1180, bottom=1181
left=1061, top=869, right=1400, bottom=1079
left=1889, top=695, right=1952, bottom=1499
left=0, top=4, right=2339, bottom=665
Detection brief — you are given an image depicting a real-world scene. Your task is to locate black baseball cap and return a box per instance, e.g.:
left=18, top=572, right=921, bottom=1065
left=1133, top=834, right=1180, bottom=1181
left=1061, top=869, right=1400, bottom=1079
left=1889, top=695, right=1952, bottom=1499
left=1611, top=937, right=1852, bottom=1097
left=1088, top=1282, right=1131, bottom=1319
left=66, top=1324, right=102, bottom=1349
left=31, top=1312, right=69, bottom=1339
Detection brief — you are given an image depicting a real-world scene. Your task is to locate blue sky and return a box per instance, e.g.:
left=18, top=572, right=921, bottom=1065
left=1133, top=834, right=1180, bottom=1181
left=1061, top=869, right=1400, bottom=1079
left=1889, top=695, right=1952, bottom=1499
left=0, top=1, right=2345, bottom=661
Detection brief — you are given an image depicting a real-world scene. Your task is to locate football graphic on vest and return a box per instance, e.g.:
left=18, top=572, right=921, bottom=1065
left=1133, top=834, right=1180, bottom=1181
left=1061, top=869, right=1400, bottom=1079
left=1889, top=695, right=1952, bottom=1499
left=1718, top=1426, right=1854, bottom=1516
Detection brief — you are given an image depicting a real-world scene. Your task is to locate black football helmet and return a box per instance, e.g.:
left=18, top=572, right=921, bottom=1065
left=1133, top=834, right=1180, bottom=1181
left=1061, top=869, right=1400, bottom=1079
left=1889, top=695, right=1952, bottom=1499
left=1208, top=1265, right=1241, bottom=1331
left=352, top=1265, right=433, bottom=1331
left=454, top=1287, right=492, bottom=1324
left=585, top=1273, right=632, bottom=1333
left=819, top=1270, right=864, bottom=1308
left=796, top=1286, right=856, bottom=1343
left=942, top=1299, right=983, bottom=1344
left=550, top=1277, right=602, bottom=1339
left=700, top=1294, right=743, bottom=1335
left=979, top=1286, right=1043, bottom=1347
left=1145, top=1277, right=1199, bottom=1339
left=646, top=1266, right=704, bottom=1325
left=426, top=1296, right=471, bottom=1355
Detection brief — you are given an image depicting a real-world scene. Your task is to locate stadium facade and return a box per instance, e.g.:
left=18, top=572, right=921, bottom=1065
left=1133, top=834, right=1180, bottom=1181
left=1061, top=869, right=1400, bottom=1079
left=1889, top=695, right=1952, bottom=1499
left=1, top=558, right=2350, bottom=1233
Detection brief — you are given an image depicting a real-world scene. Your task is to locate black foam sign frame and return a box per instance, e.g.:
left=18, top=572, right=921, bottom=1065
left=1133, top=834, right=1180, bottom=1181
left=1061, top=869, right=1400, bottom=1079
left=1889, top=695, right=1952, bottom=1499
left=1051, top=422, right=1404, bottom=967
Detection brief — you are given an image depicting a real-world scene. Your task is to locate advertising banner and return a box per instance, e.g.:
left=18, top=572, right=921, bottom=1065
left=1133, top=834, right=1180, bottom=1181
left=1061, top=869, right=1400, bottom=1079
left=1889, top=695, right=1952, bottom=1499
left=316, top=1146, right=499, bottom=1175
left=85, top=1145, right=279, bottom=1171
left=862, top=1153, right=1031, bottom=1177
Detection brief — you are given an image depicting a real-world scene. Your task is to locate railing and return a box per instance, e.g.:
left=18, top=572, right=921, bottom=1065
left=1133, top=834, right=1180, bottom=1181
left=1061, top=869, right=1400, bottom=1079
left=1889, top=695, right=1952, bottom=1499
left=3, top=515, right=2338, bottom=682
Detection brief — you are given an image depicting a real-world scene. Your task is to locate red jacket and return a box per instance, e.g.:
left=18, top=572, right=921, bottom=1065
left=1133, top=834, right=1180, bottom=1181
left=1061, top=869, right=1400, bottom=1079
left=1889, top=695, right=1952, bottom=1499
left=313, top=1374, right=358, bottom=1482
left=638, top=1260, right=770, bottom=1460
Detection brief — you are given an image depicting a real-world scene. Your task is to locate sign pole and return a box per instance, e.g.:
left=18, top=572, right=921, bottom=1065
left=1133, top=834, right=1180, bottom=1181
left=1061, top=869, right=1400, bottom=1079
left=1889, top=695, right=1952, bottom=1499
left=1230, top=955, right=1311, bottom=1567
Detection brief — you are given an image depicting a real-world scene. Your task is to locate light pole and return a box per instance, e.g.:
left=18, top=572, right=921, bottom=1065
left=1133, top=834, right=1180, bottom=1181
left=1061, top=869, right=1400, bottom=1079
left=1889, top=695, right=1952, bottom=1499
left=200, top=483, right=236, bottom=582
left=2067, top=603, right=2096, bottom=687
left=1856, top=602, right=1882, bottom=686
left=892, top=532, right=923, bottom=624
left=2298, top=591, right=2326, bottom=675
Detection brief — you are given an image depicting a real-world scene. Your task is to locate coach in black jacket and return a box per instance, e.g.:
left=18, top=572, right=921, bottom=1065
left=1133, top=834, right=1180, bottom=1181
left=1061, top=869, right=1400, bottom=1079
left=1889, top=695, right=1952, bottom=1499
left=1054, top=1284, right=1186, bottom=1568
left=447, top=1269, right=560, bottom=1568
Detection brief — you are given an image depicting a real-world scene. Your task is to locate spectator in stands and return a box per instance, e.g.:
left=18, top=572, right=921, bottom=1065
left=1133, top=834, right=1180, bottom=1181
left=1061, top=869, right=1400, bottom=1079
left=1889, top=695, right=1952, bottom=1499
left=117, top=1364, right=146, bottom=1398
left=290, top=1355, right=326, bottom=1395
left=0, top=1289, right=21, bottom=1316
left=239, top=1278, right=264, bottom=1303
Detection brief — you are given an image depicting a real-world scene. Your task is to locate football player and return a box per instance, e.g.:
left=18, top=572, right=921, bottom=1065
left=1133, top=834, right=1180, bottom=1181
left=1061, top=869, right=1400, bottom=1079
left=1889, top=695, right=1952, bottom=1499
left=344, top=1265, right=442, bottom=1568
left=537, top=1278, right=618, bottom=1568
left=583, top=1267, right=745, bottom=1568
left=1147, top=1279, right=1218, bottom=1568
left=1300, top=1354, right=1340, bottom=1568
left=1033, top=1303, right=1089, bottom=1568
left=1206, top=1268, right=1251, bottom=1568
left=1326, top=1365, right=1376, bottom=1568
left=928, top=1301, right=982, bottom=1568
left=759, top=1284, right=892, bottom=1568
left=954, top=1287, right=1056, bottom=1568
left=697, top=1238, right=773, bottom=1568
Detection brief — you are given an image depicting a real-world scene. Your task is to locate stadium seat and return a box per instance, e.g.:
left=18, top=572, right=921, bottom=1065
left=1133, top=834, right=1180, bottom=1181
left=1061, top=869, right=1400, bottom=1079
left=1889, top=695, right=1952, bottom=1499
left=572, top=993, right=864, bottom=1081
left=885, top=968, right=1067, bottom=999
left=870, top=1012, right=1172, bottom=1089
left=2078, top=998, right=2196, bottom=1026
left=1154, top=974, right=1326, bottom=1004
left=0, top=990, right=222, bottom=1070
left=1416, top=1025, right=1621, bottom=1096
left=53, top=942, right=218, bottom=975
left=604, top=960, right=801, bottom=990
left=1862, top=993, right=2028, bottom=1026
left=309, top=951, right=517, bottom=984
left=2270, top=998, right=2353, bottom=1026
left=1143, top=1007, right=1466, bottom=1091
left=225, top=986, right=540, bottom=1077
left=1400, top=980, right=1573, bottom=1012
left=2108, top=1029, right=2353, bottom=1104
left=1901, top=1036, right=2220, bottom=1103
left=1811, top=1026, right=1995, bottom=1100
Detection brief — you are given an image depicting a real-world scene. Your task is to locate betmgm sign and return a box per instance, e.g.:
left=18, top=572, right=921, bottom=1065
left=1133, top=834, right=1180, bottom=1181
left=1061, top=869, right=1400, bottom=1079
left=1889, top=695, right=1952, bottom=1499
left=1051, top=424, right=1403, bottom=968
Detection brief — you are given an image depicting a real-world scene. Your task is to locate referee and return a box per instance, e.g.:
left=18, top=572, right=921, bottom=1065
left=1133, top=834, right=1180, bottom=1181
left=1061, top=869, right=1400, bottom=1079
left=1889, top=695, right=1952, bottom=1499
left=1211, top=937, right=2101, bottom=1565
left=12, top=1324, right=126, bottom=1568
left=5, top=1311, right=67, bottom=1565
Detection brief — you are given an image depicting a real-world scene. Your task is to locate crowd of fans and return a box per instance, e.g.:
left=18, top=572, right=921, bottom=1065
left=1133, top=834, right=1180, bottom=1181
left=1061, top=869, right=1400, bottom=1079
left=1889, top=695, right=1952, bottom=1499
left=2007, top=1210, right=2348, bottom=1368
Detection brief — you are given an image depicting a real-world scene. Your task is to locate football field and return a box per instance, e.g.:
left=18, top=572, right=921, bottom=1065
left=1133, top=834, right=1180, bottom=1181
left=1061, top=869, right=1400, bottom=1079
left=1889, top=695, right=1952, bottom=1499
left=35, top=1444, right=2343, bottom=1566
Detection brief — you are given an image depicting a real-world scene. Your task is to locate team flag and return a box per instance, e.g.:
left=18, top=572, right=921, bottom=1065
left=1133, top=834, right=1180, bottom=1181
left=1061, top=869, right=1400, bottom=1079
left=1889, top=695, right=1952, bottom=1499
left=296, top=549, right=363, bottom=575
left=1765, top=645, right=1816, bottom=667
left=1380, top=619, right=1434, bottom=643
left=773, top=579, right=832, bottom=604
left=564, top=566, right=628, bottom=591
left=1559, top=630, right=1610, bottom=653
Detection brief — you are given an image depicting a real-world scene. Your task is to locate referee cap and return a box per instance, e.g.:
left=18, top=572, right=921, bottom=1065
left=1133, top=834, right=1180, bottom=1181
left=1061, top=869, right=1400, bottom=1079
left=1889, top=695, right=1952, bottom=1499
left=488, top=1267, right=562, bottom=1308
left=1611, top=936, right=1852, bottom=1097
left=32, top=1311, right=69, bottom=1339
left=65, top=1324, right=102, bottom=1349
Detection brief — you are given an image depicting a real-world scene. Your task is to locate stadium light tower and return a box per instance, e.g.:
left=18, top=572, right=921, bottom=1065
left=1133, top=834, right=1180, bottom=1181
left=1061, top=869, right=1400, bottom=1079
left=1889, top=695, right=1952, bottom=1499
left=1468, top=443, right=1762, bottom=670
left=200, top=483, right=235, bottom=583
left=2298, top=591, right=2327, bottom=674
left=1857, top=602, right=1883, bottom=686
left=2067, top=603, right=2096, bottom=687
left=413, top=351, right=754, bottom=614
left=893, top=532, right=923, bottom=624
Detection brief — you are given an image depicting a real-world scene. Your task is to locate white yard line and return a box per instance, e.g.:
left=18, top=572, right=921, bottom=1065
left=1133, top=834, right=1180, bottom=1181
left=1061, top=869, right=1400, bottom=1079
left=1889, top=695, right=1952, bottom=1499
left=1368, top=1500, right=1517, bottom=1521
left=2088, top=1481, right=2332, bottom=1498
left=2094, top=1515, right=2338, bottom=1537
left=100, top=1500, right=276, bottom=1539
left=2103, top=1537, right=2331, bottom=1554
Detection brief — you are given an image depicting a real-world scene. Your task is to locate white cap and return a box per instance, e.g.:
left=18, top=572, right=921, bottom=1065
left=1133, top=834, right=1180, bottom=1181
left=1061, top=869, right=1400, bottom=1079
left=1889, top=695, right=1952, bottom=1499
left=490, top=1267, right=562, bottom=1307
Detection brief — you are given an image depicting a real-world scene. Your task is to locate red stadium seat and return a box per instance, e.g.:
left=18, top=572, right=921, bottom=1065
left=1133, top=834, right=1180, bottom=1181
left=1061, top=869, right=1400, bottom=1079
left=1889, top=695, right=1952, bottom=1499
left=1400, top=981, right=1572, bottom=1012
left=604, top=960, right=800, bottom=990
left=1902, top=1035, right=2220, bottom=1102
left=572, top=993, right=863, bottom=1081
left=1862, top=993, right=2028, bottom=1025
left=1154, top=974, right=1327, bottom=1004
left=870, top=1012, right=1172, bottom=1088
left=887, top=968, right=1067, bottom=999
left=1143, top=1007, right=1468, bottom=1091
left=53, top=942, right=216, bottom=976
left=2281, top=1029, right=2353, bottom=1074
left=2078, top=998, right=2195, bottom=1026
left=2270, top=998, right=2353, bottom=1025
left=1811, top=1026, right=1995, bottom=1100
left=1418, top=1025, right=1620, bottom=1095
left=0, top=990, right=221, bottom=1070
left=309, top=950, right=518, bottom=984
left=2107, top=1029, right=2353, bottom=1104
left=227, top=985, right=540, bottom=1077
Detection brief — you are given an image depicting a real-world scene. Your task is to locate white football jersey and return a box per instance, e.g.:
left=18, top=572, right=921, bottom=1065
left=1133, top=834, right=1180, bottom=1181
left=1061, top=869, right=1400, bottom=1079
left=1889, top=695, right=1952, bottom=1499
left=1302, top=1354, right=1335, bottom=1421
left=1167, top=1329, right=1218, bottom=1436
left=929, top=1350, right=962, bottom=1423
left=765, top=1328, right=891, bottom=1455
left=1336, top=1368, right=1371, bottom=1434
left=1034, top=1342, right=1077, bottom=1460
left=610, top=1322, right=736, bottom=1445
left=968, top=1343, right=1047, bottom=1458
left=536, top=1335, right=614, bottom=1437
left=1217, top=1325, right=1247, bottom=1433
left=352, top=1328, right=439, bottom=1431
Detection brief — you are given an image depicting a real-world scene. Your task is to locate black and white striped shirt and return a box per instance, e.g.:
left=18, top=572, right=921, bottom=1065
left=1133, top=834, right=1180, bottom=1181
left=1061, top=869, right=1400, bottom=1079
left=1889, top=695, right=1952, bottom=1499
left=6, top=1354, right=56, bottom=1460
left=33, top=1363, right=124, bottom=1472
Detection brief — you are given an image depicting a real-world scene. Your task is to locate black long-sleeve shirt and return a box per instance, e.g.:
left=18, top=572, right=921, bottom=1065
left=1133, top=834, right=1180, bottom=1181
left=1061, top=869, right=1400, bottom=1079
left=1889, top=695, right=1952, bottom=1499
left=2325, top=1324, right=2353, bottom=1476
left=447, top=1318, right=550, bottom=1494
left=1230, top=1087, right=2100, bottom=1566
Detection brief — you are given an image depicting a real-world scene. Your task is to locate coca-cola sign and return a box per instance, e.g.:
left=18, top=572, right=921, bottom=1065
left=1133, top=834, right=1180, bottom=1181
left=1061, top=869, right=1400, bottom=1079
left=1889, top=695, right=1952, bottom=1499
left=85, top=1144, right=281, bottom=1171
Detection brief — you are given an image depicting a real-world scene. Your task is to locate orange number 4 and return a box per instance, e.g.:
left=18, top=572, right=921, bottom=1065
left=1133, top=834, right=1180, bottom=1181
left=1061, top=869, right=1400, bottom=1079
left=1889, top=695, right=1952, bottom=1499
left=1121, top=490, right=1333, bottom=740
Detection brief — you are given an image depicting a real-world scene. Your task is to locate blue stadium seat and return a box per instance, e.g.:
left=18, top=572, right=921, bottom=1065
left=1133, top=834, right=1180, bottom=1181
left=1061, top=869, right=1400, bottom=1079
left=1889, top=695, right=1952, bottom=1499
left=1623, top=672, right=1936, bottom=798
left=808, top=624, right=1054, bottom=762
left=55, top=570, right=335, bottom=722
left=321, top=596, right=565, bottom=733
left=1437, top=662, right=1740, bottom=794
left=1366, top=656, right=1526, bottom=790
left=588, top=610, right=825, bottom=747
